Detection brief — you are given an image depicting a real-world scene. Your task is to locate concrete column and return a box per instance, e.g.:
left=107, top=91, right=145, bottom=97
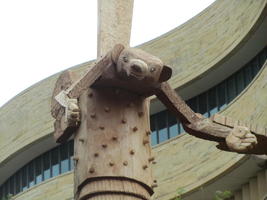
left=97, top=0, right=134, bottom=58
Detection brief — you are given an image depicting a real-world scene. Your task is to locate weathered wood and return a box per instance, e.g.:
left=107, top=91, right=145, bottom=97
left=155, top=82, right=267, bottom=153
left=97, top=0, right=134, bottom=57
left=51, top=70, right=80, bottom=143
left=74, top=88, right=153, bottom=199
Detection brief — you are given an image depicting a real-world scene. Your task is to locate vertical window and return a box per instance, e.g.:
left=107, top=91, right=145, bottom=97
left=198, top=93, right=208, bottom=117
left=9, top=176, right=14, bottom=195
left=179, top=122, right=185, bottom=134
left=227, top=76, right=236, bottom=103
left=35, top=157, right=42, bottom=184
left=236, top=70, right=245, bottom=94
left=208, top=87, right=218, bottom=116
left=21, top=166, right=28, bottom=191
left=157, top=111, right=168, bottom=143
left=60, top=143, right=69, bottom=174
left=15, top=172, right=21, bottom=194
left=218, top=82, right=227, bottom=110
left=0, top=186, right=3, bottom=199
left=150, top=115, right=158, bottom=146
left=28, top=161, right=35, bottom=187
left=187, top=98, right=198, bottom=112
left=4, top=181, right=9, bottom=197
left=51, top=148, right=60, bottom=177
left=43, top=152, right=51, bottom=180
left=244, top=64, right=253, bottom=86
left=69, top=141, right=74, bottom=170
left=168, top=111, right=178, bottom=138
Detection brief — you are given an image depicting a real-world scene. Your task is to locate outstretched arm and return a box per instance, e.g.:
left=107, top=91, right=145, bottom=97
left=155, top=82, right=267, bottom=154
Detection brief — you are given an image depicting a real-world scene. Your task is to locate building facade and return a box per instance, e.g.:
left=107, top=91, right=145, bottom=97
left=0, top=0, right=267, bottom=199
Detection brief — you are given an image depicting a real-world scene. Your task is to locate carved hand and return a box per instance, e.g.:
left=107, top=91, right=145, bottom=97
left=226, top=125, right=257, bottom=153
left=66, top=99, right=80, bottom=127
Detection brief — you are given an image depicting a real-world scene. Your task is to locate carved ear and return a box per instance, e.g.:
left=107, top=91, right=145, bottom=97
left=159, top=65, right=172, bottom=82
left=111, top=44, right=125, bottom=64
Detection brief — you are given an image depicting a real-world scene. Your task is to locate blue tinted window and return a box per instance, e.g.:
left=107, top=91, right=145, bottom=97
left=158, top=111, right=168, bottom=143
left=168, top=111, right=178, bottom=138
left=43, top=152, right=51, bottom=180
left=51, top=148, right=60, bottom=177
left=35, top=157, right=42, bottom=184
left=60, top=143, right=69, bottom=173
left=28, top=161, right=34, bottom=187
left=208, top=88, right=218, bottom=116
left=21, top=167, right=28, bottom=191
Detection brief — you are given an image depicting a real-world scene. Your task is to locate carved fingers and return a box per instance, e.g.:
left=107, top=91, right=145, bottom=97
left=226, top=125, right=257, bottom=153
left=66, top=99, right=81, bottom=127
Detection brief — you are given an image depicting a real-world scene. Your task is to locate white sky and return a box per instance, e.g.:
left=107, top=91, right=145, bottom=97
left=0, top=0, right=215, bottom=107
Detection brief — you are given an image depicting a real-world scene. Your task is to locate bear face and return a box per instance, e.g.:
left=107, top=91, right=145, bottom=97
left=111, top=44, right=172, bottom=84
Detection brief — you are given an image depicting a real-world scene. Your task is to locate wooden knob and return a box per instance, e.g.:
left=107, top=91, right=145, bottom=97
left=109, top=161, right=114, bottom=166
left=130, top=149, right=135, bottom=155
left=102, top=144, right=107, bottom=148
left=94, top=153, right=99, bottom=157
left=121, top=119, right=127, bottom=124
left=132, top=127, right=138, bottom=132
left=123, top=161, right=128, bottom=166
left=112, top=136, right=118, bottom=141
left=104, top=107, right=110, bottom=112
left=90, top=113, right=96, bottom=118
left=89, top=167, right=95, bottom=173
left=151, top=183, right=158, bottom=188
left=138, top=112, right=144, bottom=117
left=148, top=157, right=155, bottom=162
left=143, top=165, right=148, bottom=170
left=143, top=139, right=149, bottom=145
left=99, top=126, right=105, bottom=130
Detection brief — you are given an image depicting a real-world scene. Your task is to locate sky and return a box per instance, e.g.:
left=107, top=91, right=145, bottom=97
left=0, top=0, right=215, bottom=107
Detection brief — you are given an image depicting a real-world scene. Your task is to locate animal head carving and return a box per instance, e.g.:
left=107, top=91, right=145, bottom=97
left=111, top=44, right=172, bottom=84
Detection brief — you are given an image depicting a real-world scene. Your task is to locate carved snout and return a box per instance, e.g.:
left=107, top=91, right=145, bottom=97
left=128, top=59, right=148, bottom=79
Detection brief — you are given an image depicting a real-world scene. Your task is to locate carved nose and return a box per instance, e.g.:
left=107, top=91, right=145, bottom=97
left=131, top=64, right=142, bottom=73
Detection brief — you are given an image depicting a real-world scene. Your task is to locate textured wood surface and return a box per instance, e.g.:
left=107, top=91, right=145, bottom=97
left=74, top=88, right=153, bottom=199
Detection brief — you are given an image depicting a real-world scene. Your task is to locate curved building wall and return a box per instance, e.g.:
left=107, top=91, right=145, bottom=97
left=0, top=0, right=266, bottom=200
left=1, top=46, right=266, bottom=200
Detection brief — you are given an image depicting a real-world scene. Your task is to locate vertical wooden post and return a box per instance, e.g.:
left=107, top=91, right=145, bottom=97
left=97, top=0, right=134, bottom=58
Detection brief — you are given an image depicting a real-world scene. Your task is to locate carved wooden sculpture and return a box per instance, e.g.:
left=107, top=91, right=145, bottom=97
left=51, top=44, right=267, bottom=200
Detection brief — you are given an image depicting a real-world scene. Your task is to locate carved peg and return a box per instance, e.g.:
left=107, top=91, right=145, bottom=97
left=109, top=161, right=115, bottom=167
left=79, top=138, right=85, bottom=143
left=138, top=111, right=144, bottom=117
left=102, top=144, right=107, bottom=148
left=132, top=126, right=138, bottom=132
left=151, top=183, right=158, bottom=188
left=121, top=119, right=127, bottom=124
left=88, top=92, right=93, bottom=98
left=99, top=126, right=105, bottom=130
left=143, top=139, right=149, bottom=145
left=104, top=107, right=110, bottom=112
left=142, top=165, right=148, bottom=170
left=89, top=167, right=95, bottom=174
left=112, top=136, right=118, bottom=141
left=123, top=161, right=128, bottom=166
left=148, top=157, right=155, bottom=162
left=90, top=113, right=96, bottom=118
left=94, top=153, right=99, bottom=157
left=130, top=149, right=135, bottom=155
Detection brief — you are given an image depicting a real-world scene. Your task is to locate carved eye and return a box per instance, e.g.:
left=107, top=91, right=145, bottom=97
left=150, top=67, right=156, bottom=72
left=123, top=56, right=128, bottom=62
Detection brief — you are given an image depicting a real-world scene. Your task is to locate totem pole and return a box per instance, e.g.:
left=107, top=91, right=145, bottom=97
left=50, top=1, right=267, bottom=200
